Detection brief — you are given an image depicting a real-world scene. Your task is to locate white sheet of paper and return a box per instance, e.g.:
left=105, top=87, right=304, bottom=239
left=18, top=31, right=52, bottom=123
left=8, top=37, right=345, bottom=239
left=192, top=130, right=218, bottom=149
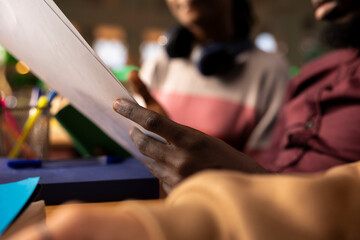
left=0, top=0, right=156, bottom=162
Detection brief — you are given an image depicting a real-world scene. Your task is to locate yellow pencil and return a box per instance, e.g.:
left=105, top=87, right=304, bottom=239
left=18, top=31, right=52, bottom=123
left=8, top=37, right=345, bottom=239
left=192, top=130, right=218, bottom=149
left=8, top=96, right=48, bottom=158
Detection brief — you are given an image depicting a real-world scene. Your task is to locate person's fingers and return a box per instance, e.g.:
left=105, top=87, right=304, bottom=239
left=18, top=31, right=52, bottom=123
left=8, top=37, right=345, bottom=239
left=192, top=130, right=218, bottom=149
left=129, top=127, right=182, bottom=186
left=129, top=127, right=171, bottom=162
left=127, top=71, right=153, bottom=103
left=130, top=127, right=193, bottom=171
left=142, top=158, right=181, bottom=187
left=113, top=99, right=189, bottom=144
left=161, top=182, right=173, bottom=194
left=127, top=71, right=168, bottom=117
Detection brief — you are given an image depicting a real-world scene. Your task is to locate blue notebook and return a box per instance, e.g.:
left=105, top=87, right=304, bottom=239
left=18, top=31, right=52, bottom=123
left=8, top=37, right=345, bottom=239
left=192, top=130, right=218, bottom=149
left=0, top=177, right=40, bottom=236
left=0, top=157, right=159, bottom=205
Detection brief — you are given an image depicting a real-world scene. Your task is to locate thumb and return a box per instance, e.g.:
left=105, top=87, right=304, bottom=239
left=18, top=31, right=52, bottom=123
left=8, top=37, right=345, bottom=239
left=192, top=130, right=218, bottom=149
left=127, top=70, right=153, bottom=103
left=127, top=71, right=168, bottom=117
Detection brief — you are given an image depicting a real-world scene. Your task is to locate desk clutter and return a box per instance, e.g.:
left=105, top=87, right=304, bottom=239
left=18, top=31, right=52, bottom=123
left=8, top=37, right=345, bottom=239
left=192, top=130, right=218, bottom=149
left=0, top=88, right=54, bottom=159
left=0, top=157, right=159, bottom=205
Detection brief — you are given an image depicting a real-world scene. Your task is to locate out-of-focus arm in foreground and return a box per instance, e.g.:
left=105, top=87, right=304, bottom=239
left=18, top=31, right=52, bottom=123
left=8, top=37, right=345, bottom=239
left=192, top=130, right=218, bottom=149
left=8, top=161, right=360, bottom=240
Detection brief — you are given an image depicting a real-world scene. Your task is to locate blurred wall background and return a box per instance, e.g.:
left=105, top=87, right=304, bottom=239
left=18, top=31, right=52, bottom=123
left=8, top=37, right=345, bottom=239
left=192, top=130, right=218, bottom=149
left=54, top=0, right=326, bottom=68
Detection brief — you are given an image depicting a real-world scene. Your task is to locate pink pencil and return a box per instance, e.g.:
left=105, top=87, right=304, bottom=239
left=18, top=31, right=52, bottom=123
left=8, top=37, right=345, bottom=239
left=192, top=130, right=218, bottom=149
left=0, top=97, right=37, bottom=158
left=0, top=98, right=22, bottom=133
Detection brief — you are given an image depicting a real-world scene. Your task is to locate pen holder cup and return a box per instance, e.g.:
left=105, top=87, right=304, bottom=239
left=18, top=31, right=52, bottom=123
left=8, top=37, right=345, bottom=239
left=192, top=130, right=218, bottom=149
left=0, top=106, right=50, bottom=159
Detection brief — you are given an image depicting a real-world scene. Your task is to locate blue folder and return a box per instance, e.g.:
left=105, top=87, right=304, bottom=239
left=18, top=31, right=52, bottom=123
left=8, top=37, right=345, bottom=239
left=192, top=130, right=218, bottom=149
left=0, top=157, right=159, bottom=205
left=0, top=177, right=40, bottom=236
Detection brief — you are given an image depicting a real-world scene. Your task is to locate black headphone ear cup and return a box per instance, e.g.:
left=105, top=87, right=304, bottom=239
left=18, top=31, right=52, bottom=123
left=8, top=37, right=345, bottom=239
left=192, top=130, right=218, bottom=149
left=165, top=25, right=251, bottom=76
left=197, top=44, right=234, bottom=76
left=165, top=26, right=194, bottom=58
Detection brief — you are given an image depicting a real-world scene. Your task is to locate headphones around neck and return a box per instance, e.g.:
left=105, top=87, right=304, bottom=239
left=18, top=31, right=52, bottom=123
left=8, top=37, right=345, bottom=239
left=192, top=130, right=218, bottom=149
left=165, top=25, right=252, bottom=76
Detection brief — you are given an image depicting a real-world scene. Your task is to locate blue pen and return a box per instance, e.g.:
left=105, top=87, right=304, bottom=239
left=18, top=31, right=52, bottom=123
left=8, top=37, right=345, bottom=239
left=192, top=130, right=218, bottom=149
left=7, top=156, right=124, bottom=169
left=46, top=89, right=57, bottom=103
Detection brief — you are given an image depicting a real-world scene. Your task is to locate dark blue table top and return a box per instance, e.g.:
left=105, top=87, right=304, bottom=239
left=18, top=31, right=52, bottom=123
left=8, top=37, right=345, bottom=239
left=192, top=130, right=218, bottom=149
left=0, top=157, right=154, bottom=184
left=0, top=157, right=159, bottom=204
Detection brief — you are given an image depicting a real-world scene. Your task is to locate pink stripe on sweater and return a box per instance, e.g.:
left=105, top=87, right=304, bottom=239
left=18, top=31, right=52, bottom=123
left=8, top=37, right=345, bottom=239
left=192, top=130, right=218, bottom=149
left=152, top=91, right=257, bottom=149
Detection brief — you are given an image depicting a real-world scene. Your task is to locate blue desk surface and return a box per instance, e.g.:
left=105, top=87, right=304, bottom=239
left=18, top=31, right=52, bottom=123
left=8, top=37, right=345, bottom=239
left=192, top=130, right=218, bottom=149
left=0, top=157, right=159, bottom=205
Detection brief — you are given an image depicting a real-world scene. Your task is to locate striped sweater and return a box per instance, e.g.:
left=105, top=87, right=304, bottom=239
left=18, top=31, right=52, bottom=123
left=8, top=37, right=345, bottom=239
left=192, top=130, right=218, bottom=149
left=140, top=46, right=289, bottom=158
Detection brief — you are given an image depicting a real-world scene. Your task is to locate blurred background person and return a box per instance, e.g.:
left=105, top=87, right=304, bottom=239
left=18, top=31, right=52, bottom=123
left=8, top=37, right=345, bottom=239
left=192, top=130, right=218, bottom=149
left=136, top=0, right=289, bottom=161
